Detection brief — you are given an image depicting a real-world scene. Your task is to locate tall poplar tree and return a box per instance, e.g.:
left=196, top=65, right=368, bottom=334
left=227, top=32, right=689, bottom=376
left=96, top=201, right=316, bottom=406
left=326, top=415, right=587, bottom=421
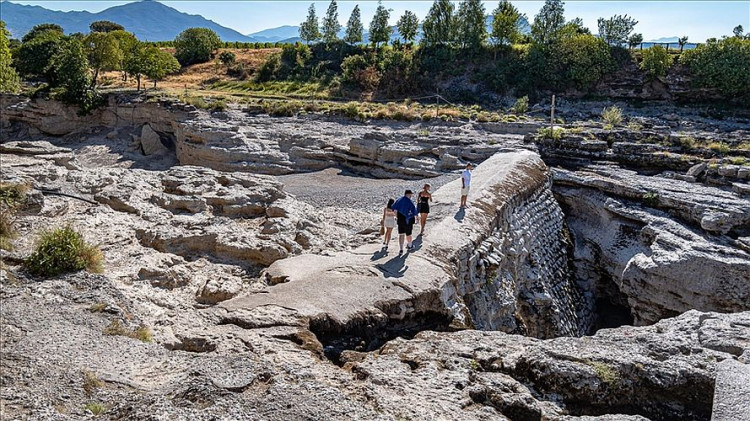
left=457, top=0, right=487, bottom=50
left=369, top=1, right=392, bottom=48
left=300, top=4, right=322, bottom=44
left=396, top=11, right=419, bottom=44
left=531, top=0, right=566, bottom=44
left=322, top=0, right=341, bottom=43
left=491, top=0, right=524, bottom=47
left=344, top=5, right=364, bottom=44
left=422, top=0, right=456, bottom=46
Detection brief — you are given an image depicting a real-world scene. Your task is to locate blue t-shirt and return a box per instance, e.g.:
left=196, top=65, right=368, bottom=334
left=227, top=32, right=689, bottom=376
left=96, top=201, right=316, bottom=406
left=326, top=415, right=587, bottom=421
left=392, top=196, right=417, bottom=219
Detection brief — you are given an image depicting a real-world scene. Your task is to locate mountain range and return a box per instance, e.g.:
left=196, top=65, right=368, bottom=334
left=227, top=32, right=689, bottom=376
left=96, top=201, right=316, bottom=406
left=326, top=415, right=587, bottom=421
left=1, top=0, right=255, bottom=42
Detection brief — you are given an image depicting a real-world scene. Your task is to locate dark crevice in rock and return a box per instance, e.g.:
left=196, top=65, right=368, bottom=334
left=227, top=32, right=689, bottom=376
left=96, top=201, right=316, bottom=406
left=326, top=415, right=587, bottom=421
left=309, top=311, right=455, bottom=366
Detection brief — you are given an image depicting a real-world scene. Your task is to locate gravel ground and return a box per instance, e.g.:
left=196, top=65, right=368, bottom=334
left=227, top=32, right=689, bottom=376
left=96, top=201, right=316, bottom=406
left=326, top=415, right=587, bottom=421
left=278, top=168, right=459, bottom=213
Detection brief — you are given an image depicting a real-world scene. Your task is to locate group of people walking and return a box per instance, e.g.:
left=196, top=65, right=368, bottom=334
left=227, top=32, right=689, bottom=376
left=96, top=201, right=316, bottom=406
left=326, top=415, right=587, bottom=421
left=381, top=163, right=474, bottom=254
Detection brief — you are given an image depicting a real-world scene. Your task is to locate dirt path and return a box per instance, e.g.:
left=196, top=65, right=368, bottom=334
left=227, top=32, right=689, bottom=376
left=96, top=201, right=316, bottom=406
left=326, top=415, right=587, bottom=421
left=277, top=168, right=460, bottom=213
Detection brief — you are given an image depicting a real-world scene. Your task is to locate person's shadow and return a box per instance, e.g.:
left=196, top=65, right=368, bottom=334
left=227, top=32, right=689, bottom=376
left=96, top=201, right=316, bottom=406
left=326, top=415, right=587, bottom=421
left=454, top=207, right=466, bottom=222
left=375, top=252, right=408, bottom=278
left=411, top=235, right=423, bottom=252
left=371, top=247, right=389, bottom=261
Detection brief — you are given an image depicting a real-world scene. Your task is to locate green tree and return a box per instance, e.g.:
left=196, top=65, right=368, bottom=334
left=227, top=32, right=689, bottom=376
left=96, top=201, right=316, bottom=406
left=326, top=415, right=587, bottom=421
left=143, top=46, right=180, bottom=88
left=322, top=0, right=341, bottom=43
left=122, top=41, right=147, bottom=90
left=48, top=37, right=99, bottom=114
left=678, top=35, right=688, bottom=52
left=733, top=25, right=744, bottom=38
left=85, top=31, right=123, bottom=88
left=0, top=21, right=21, bottom=93
left=396, top=11, right=419, bottom=45
left=14, top=24, right=64, bottom=80
left=640, top=45, right=673, bottom=79
left=491, top=0, right=524, bottom=47
left=531, top=0, right=565, bottom=44
left=344, top=5, right=363, bottom=45
left=21, top=23, right=63, bottom=43
left=89, top=20, right=124, bottom=33
left=173, top=28, right=221, bottom=65
left=109, top=30, right=137, bottom=81
left=422, top=0, right=456, bottom=46
left=681, top=36, right=750, bottom=98
left=597, top=14, right=638, bottom=46
left=628, top=33, right=643, bottom=49
left=300, top=4, right=322, bottom=44
left=369, top=1, right=392, bottom=48
left=456, top=0, right=487, bottom=50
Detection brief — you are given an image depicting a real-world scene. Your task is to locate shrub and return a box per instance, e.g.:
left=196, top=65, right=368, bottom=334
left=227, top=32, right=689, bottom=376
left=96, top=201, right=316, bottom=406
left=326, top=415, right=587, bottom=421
left=261, top=100, right=303, bottom=116
left=537, top=126, right=563, bottom=140
left=601, top=105, right=623, bottom=126
left=256, top=53, right=282, bottom=82
left=681, top=36, right=750, bottom=98
left=678, top=135, right=696, bottom=149
left=640, top=45, right=673, bottom=79
left=642, top=192, right=659, bottom=207
left=25, top=226, right=104, bottom=277
left=511, top=95, right=529, bottom=113
left=218, top=51, right=236, bottom=66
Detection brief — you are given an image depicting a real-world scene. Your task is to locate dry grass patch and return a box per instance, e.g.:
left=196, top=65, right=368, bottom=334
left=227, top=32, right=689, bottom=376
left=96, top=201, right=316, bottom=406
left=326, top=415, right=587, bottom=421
left=103, top=320, right=152, bottom=343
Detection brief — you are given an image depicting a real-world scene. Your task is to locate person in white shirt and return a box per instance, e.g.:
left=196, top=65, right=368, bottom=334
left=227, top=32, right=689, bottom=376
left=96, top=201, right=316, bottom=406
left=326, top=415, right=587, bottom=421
left=460, top=163, right=473, bottom=208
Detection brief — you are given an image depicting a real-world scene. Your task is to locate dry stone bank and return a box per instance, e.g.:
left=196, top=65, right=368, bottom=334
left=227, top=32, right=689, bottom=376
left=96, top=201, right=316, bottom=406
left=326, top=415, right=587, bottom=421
left=1, top=94, right=749, bottom=420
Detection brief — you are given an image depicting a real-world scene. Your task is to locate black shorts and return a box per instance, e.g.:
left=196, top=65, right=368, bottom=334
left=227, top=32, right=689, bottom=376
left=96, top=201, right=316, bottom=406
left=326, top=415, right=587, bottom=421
left=418, top=203, right=430, bottom=214
left=397, top=213, right=415, bottom=235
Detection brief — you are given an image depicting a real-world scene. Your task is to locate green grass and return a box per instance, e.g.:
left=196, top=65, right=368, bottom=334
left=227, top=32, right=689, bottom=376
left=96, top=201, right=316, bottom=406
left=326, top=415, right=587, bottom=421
left=25, top=226, right=104, bottom=277
left=511, top=95, right=529, bottom=114
left=85, top=402, right=106, bottom=416
left=211, top=80, right=330, bottom=99
left=586, top=360, right=620, bottom=387
left=537, top=126, right=564, bottom=141
left=708, top=142, right=730, bottom=155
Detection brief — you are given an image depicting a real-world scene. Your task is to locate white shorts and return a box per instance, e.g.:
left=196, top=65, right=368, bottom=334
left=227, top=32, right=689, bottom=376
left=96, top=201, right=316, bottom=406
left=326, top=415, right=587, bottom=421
left=384, top=217, right=396, bottom=228
left=461, top=186, right=470, bottom=196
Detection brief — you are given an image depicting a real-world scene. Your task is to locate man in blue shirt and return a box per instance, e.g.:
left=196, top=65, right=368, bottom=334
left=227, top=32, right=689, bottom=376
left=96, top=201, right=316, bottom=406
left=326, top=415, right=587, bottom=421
left=392, top=190, right=417, bottom=254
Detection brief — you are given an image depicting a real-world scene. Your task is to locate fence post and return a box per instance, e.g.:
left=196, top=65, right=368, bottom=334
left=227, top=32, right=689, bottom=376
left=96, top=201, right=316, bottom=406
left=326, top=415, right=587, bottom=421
left=435, top=90, right=440, bottom=118
left=550, top=94, right=556, bottom=131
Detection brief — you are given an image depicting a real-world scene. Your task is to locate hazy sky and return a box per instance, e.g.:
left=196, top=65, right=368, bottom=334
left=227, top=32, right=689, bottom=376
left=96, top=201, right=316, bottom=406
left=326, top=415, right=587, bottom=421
left=9, top=1, right=750, bottom=41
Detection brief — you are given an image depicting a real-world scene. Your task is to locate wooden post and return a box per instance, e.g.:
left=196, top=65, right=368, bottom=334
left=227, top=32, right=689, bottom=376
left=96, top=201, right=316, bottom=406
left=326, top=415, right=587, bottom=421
left=435, top=89, right=440, bottom=118
left=550, top=94, right=556, bottom=131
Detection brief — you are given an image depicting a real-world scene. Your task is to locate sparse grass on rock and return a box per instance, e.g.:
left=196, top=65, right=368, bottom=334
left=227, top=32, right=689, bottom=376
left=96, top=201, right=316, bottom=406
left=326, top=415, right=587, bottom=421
left=601, top=106, right=624, bottom=127
left=25, top=226, right=104, bottom=277
left=85, top=402, right=106, bottom=417
left=103, top=320, right=152, bottom=342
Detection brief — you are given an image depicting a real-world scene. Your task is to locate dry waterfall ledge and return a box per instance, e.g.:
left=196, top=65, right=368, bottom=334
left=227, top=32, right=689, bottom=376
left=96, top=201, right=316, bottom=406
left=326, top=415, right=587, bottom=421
left=217, top=151, right=588, bottom=357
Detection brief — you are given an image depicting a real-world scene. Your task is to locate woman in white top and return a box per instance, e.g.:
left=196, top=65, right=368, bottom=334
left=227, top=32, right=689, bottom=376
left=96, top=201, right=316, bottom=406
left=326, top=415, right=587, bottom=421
left=381, top=198, right=397, bottom=248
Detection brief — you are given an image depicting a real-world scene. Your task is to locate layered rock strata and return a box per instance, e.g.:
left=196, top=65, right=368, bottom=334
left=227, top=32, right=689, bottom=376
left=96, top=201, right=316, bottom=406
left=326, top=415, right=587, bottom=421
left=553, top=165, right=750, bottom=325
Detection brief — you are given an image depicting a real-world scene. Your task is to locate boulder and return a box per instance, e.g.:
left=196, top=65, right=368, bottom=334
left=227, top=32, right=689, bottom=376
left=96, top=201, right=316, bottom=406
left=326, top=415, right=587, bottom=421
left=140, top=124, right=169, bottom=156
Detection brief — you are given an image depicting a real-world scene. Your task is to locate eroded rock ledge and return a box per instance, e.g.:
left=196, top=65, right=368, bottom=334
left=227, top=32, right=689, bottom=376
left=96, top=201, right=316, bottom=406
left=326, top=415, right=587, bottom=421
left=219, top=151, right=590, bottom=360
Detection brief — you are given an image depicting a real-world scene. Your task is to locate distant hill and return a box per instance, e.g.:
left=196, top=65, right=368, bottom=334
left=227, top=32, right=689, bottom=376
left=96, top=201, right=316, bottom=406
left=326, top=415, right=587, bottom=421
left=248, top=25, right=300, bottom=43
left=0, top=0, right=255, bottom=42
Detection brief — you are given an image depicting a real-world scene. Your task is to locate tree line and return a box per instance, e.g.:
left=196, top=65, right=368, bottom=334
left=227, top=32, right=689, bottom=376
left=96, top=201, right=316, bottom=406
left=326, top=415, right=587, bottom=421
left=0, top=20, right=234, bottom=112
left=299, top=0, right=652, bottom=50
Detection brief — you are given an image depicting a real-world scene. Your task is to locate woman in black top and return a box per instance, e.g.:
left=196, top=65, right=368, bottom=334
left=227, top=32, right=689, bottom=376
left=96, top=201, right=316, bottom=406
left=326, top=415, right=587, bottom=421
left=417, top=184, right=432, bottom=234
